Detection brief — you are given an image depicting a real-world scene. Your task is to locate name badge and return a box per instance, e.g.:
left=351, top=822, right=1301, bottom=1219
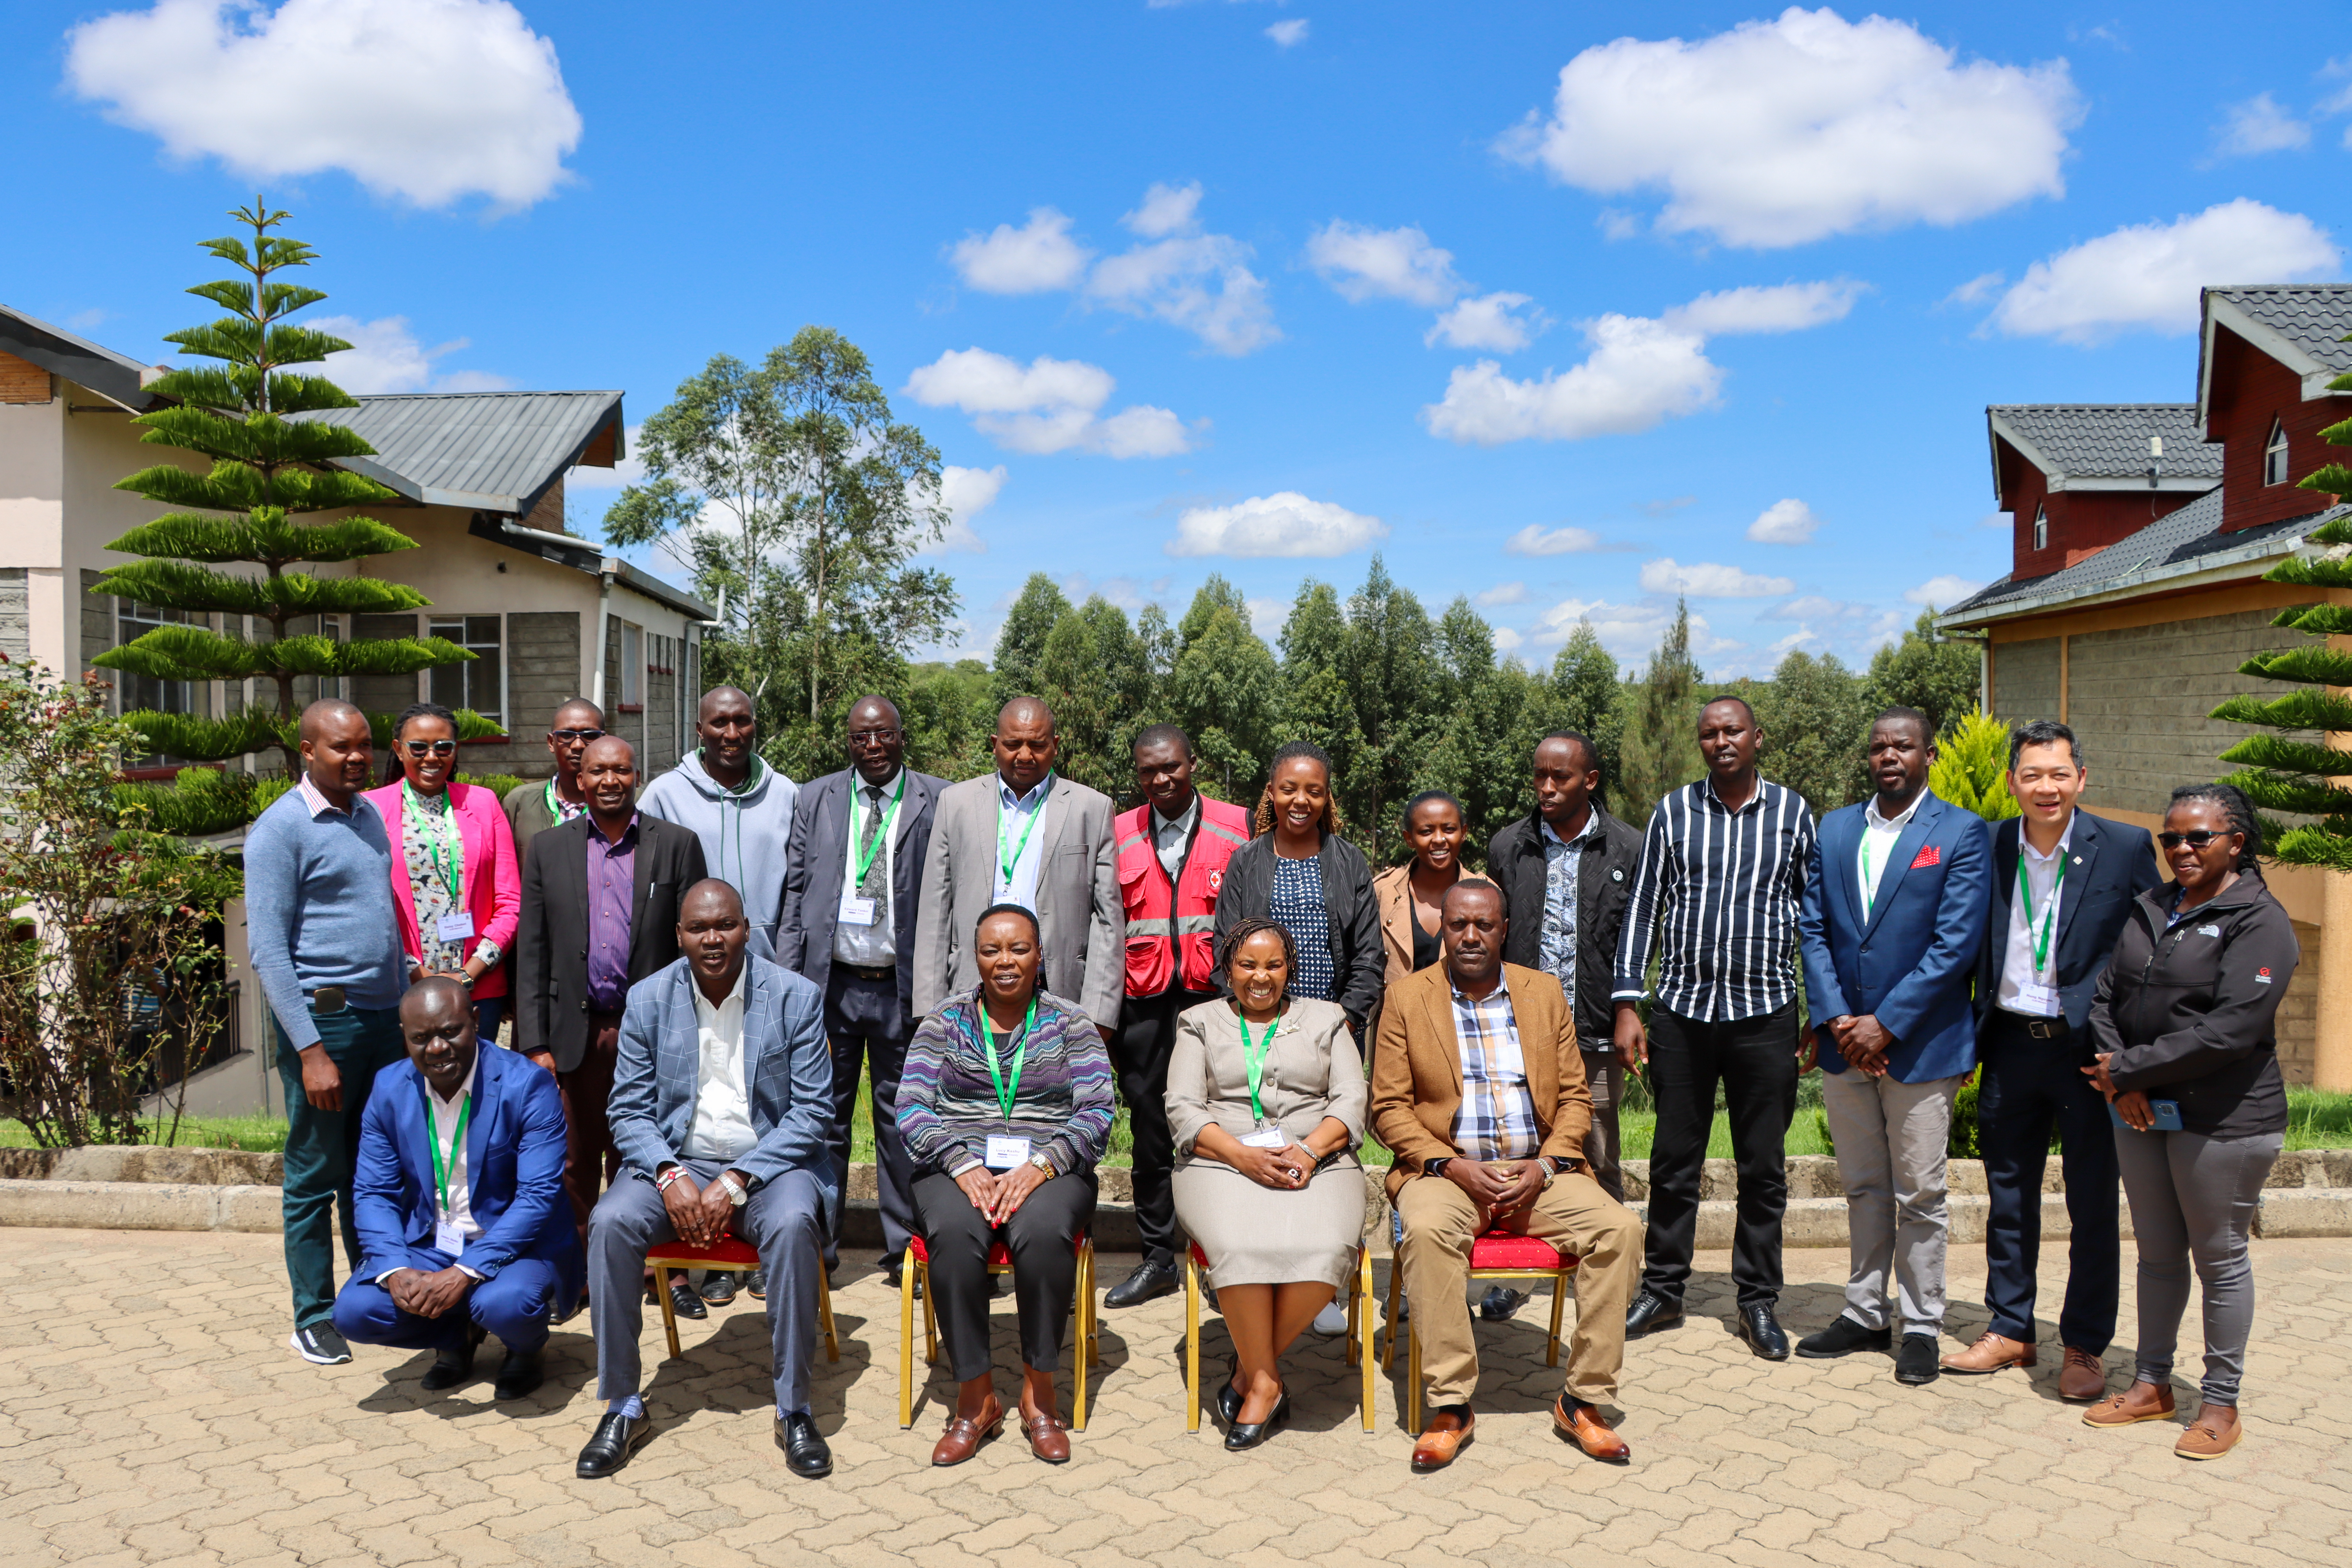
left=436, top=911, right=475, bottom=944
left=838, top=894, right=878, bottom=926
left=1238, top=1125, right=1288, bottom=1150
left=984, top=1135, right=1032, bottom=1170
left=2015, top=983, right=2060, bottom=1015
left=434, top=1218, right=465, bottom=1254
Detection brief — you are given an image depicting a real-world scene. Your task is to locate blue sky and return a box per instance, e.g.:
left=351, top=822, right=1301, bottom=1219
left=9, top=1, right=2347, bottom=676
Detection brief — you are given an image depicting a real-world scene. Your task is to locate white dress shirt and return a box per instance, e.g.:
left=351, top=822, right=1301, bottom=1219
left=1857, top=789, right=1926, bottom=920
left=993, top=772, right=1053, bottom=911
left=1152, top=794, right=1200, bottom=882
left=834, top=768, right=904, bottom=967
left=682, top=965, right=756, bottom=1162
left=1995, top=815, right=2074, bottom=1017
left=379, top=1056, right=482, bottom=1282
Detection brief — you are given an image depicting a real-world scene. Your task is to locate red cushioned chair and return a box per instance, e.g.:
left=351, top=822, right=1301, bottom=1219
left=898, top=1232, right=1097, bottom=1430
left=1383, top=1228, right=1577, bottom=1435
left=645, top=1233, right=838, bottom=1364
left=1183, top=1240, right=1375, bottom=1433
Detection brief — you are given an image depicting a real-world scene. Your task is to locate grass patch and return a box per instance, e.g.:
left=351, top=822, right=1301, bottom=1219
left=2286, top=1086, right=2352, bottom=1151
left=0, top=1115, right=290, bottom=1152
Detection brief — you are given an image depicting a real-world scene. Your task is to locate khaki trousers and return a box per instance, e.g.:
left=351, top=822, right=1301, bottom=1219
left=1395, top=1168, right=1643, bottom=1408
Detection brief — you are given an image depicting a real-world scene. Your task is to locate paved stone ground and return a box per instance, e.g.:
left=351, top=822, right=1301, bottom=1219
left=3, top=1228, right=2348, bottom=1568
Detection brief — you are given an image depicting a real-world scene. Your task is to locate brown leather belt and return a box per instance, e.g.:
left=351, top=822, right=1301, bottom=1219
left=1997, top=1011, right=2068, bottom=1040
left=838, top=963, right=894, bottom=982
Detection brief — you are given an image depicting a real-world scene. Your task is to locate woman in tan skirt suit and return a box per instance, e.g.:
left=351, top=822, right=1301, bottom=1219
left=1169, top=917, right=1367, bottom=1449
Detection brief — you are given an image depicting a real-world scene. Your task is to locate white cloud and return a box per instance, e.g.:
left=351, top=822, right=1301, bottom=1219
left=1944, top=271, right=2006, bottom=307
left=1426, top=292, right=1545, bottom=351
left=919, top=464, right=1006, bottom=555
left=1166, top=492, right=1387, bottom=558
left=1305, top=221, right=1463, bottom=307
left=1245, top=595, right=1287, bottom=639
left=1426, top=315, right=1719, bottom=445
left=1492, top=625, right=1525, bottom=652
left=903, top=348, right=1198, bottom=458
left=1746, top=497, right=1822, bottom=545
left=66, top=0, right=580, bottom=209
left=1503, top=524, right=1602, bottom=556
left=1768, top=593, right=1868, bottom=621
left=1640, top=557, right=1795, bottom=598
left=1661, top=280, right=1863, bottom=336
left=1266, top=18, right=1308, bottom=48
left=1473, top=581, right=1528, bottom=608
left=1527, top=597, right=1741, bottom=664
left=1768, top=626, right=1820, bottom=655
left=1085, top=184, right=1278, bottom=354
left=1989, top=199, right=2341, bottom=344
left=1905, top=573, right=1984, bottom=607
left=949, top=207, right=1092, bottom=293
left=1501, top=7, right=2079, bottom=248
left=1124, top=181, right=1203, bottom=240
left=2211, top=93, right=2310, bottom=159
left=313, top=314, right=510, bottom=394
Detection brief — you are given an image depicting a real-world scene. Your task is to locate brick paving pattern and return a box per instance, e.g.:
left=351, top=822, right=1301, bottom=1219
left=2, top=1228, right=2347, bottom=1567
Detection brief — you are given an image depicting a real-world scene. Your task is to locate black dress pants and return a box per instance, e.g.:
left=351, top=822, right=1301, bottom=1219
left=913, top=1169, right=1098, bottom=1382
left=1977, top=1016, right=2119, bottom=1353
left=1640, top=1003, right=1798, bottom=1308
left=1111, top=987, right=1214, bottom=1265
left=823, top=967, right=917, bottom=1267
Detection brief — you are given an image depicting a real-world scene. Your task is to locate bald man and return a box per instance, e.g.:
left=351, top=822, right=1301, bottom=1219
left=912, top=696, right=1123, bottom=1034
left=640, top=685, right=801, bottom=960
left=246, top=699, right=412, bottom=1367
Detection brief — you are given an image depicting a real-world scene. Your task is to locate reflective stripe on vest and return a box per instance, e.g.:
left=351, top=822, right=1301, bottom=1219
left=1115, top=800, right=1249, bottom=996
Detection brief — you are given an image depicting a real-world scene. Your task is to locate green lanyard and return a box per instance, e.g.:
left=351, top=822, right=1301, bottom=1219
left=979, top=999, right=1036, bottom=1125
left=544, top=779, right=585, bottom=822
left=404, top=780, right=463, bottom=902
left=853, top=773, right=907, bottom=887
left=998, top=774, right=1051, bottom=890
left=425, top=1087, right=473, bottom=1221
left=1239, top=1011, right=1279, bottom=1125
left=2018, top=849, right=2068, bottom=974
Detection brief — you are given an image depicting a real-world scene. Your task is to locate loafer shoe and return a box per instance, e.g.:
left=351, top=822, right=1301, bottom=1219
left=776, top=1412, right=833, bottom=1478
left=1023, top=1410, right=1071, bottom=1463
left=931, top=1396, right=1005, bottom=1466
left=1553, top=1396, right=1631, bottom=1462
left=745, top=1267, right=767, bottom=1300
left=1796, top=1316, right=1891, bottom=1359
left=575, top=1411, right=655, bottom=1479
left=493, top=1348, right=543, bottom=1402
left=1410, top=1407, right=1474, bottom=1472
left=1940, top=1330, right=2036, bottom=1375
left=1624, top=1291, right=1682, bottom=1337
left=1895, top=1333, right=1940, bottom=1386
left=289, top=1324, right=352, bottom=1366
left=669, top=1280, right=708, bottom=1321
left=1103, top=1259, right=1178, bottom=1308
left=700, top=1270, right=737, bottom=1306
left=2175, top=1414, right=2243, bottom=1460
left=2057, top=1346, right=2108, bottom=1402
left=2082, top=1386, right=2175, bottom=1428
left=1735, top=1303, right=1789, bottom=1361
left=1479, top=1286, right=1526, bottom=1322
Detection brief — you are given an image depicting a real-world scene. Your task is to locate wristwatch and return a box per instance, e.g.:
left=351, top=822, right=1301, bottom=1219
left=718, top=1173, right=749, bottom=1207
left=1424, top=1157, right=1452, bottom=1179
left=1028, top=1152, right=1057, bottom=1179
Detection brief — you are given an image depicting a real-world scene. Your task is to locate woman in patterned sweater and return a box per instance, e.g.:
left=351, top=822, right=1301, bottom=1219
left=899, top=903, right=1114, bottom=1467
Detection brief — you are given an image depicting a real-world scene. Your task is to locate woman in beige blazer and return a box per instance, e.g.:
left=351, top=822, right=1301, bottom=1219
left=1168, top=918, right=1367, bottom=1449
left=1369, top=791, right=1486, bottom=1035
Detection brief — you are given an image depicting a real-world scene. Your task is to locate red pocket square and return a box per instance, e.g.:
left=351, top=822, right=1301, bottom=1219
left=1908, top=844, right=1941, bottom=869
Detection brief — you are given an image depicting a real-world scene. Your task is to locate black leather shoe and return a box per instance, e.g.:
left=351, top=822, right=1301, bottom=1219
left=1624, top=1291, right=1683, bottom=1337
left=1479, top=1286, right=1527, bottom=1322
left=777, top=1412, right=833, bottom=1478
left=493, top=1348, right=543, bottom=1401
left=700, top=1270, right=737, bottom=1305
left=1217, top=1357, right=1245, bottom=1426
left=669, top=1280, right=708, bottom=1321
left=1104, top=1258, right=1179, bottom=1308
left=1895, top=1333, right=1940, bottom=1386
left=575, top=1411, right=655, bottom=1478
left=746, top=1268, right=766, bottom=1300
left=421, top=1326, right=485, bottom=1390
left=1736, top=1303, right=1790, bottom=1361
left=1796, top=1316, right=1893, bottom=1359
left=1224, top=1390, right=1291, bottom=1451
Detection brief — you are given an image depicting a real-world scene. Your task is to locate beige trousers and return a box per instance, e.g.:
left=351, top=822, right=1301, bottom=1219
left=1394, top=1168, right=1643, bottom=1408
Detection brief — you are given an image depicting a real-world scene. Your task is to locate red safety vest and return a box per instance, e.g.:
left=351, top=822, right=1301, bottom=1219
left=1115, top=796, right=1253, bottom=997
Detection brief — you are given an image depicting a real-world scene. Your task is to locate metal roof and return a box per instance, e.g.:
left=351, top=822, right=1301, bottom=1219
left=1986, top=403, right=2221, bottom=500
left=2197, top=285, right=2352, bottom=432
left=294, top=390, right=625, bottom=517
left=0, top=303, right=164, bottom=410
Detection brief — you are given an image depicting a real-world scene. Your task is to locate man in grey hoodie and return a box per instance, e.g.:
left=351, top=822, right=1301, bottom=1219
left=640, top=687, right=801, bottom=964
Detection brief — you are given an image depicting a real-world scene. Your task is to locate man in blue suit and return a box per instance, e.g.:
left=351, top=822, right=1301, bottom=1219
left=1796, top=707, right=1992, bottom=1387
left=1941, top=719, right=2161, bottom=1399
left=574, top=880, right=838, bottom=1483
left=330, top=976, right=583, bottom=1402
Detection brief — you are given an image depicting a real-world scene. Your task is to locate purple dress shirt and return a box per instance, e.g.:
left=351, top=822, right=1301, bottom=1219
left=585, top=815, right=639, bottom=1013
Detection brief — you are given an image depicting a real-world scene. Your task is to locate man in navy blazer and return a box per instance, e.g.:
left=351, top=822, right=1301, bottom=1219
left=574, top=880, right=839, bottom=1483
left=1942, top=720, right=2161, bottom=1399
left=330, top=977, right=582, bottom=1402
left=1797, top=707, right=1991, bottom=1387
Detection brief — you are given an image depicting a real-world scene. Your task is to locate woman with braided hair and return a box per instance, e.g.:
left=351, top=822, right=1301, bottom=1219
left=2082, top=781, right=2298, bottom=1460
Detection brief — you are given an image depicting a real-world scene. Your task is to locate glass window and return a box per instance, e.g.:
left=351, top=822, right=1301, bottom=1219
left=117, top=601, right=192, bottom=716
left=619, top=622, right=643, bottom=708
left=2032, top=503, right=2047, bottom=552
left=2264, top=418, right=2289, bottom=486
left=427, top=614, right=503, bottom=721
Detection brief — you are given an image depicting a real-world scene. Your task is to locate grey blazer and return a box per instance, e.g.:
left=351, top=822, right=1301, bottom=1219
left=912, top=772, right=1125, bottom=1034
left=776, top=766, right=945, bottom=1010
left=605, top=954, right=838, bottom=1199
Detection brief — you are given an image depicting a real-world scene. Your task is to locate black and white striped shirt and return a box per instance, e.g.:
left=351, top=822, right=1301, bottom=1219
left=1612, top=777, right=1816, bottom=1023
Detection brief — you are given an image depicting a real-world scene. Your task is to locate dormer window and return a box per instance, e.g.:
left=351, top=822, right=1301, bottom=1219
left=2032, top=503, right=2047, bottom=551
left=2264, top=418, right=2290, bottom=486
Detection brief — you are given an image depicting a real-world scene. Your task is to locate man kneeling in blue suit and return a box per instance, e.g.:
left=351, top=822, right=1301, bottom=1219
left=331, top=976, right=583, bottom=1401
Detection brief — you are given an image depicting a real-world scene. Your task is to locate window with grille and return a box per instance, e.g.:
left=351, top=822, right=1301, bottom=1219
left=427, top=615, right=503, bottom=722
left=2032, top=503, right=2047, bottom=552
left=2264, top=418, right=2289, bottom=486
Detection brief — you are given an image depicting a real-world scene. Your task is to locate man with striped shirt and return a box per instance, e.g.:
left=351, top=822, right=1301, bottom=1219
left=1613, top=696, right=1816, bottom=1361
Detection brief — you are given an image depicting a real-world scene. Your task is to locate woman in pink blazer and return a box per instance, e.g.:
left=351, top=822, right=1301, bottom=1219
left=364, top=702, right=523, bottom=1037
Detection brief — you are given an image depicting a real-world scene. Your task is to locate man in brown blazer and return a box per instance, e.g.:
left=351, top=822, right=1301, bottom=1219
left=1372, top=879, right=1643, bottom=1473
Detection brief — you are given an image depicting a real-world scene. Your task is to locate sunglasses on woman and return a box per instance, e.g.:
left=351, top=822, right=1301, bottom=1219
left=2157, top=830, right=2229, bottom=849
left=403, top=739, right=458, bottom=758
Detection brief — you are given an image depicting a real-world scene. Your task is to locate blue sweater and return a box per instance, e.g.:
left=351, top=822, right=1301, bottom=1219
left=245, top=784, right=408, bottom=1048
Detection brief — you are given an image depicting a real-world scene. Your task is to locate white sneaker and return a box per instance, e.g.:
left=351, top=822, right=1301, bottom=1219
left=1310, top=1301, right=1349, bottom=1337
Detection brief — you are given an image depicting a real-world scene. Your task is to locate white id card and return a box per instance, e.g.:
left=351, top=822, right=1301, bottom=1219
left=436, top=911, right=475, bottom=944
left=837, top=894, right=878, bottom=926
left=2015, top=984, right=2061, bottom=1015
left=434, top=1218, right=465, bottom=1254
left=984, top=1135, right=1032, bottom=1170
left=1238, top=1125, right=1288, bottom=1150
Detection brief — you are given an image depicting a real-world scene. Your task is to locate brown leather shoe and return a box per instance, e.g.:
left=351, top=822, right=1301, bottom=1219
left=2082, top=1384, right=2174, bottom=1428
left=1553, top=1396, right=1632, bottom=1462
left=930, top=1396, right=1004, bottom=1466
left=1023, top=1410, right=1071, bottom=1464
left=2174, top=1413, right=2242, bottom=1460
left=1410, top=1407, right=1474, bottom=1472
left=1939, top=1330, right=2036, bottom=1374
left=2057, top=1346, right=2108, bottom=1402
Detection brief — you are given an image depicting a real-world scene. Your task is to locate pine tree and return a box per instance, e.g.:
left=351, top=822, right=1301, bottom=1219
left=1755, top=647, right=1865, bottom=817
left=90, top=199, right=487, bottom=802
left=1546, top=619, right=1625, bottom=804
left=1617, top=599, right=1704, bottom=827
left=991, top=573, right=1074, bottom=711
left=1342, top=556, right=1435, bottom=862
left=1275, top=581, right=1362, bottom=811
left=1929, top=710, right=2020, bottom=822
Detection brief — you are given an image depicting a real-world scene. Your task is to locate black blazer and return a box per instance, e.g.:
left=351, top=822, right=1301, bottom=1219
left=514, top=813, right=709, bottom=1071
left=1212, top=830, right=1384, bottom=1041
left=1975, top=808, right=2162, bottom=1038
left=775, top=766, right=945, bottom=1012
left=1487, top=804, right=1645, bottom=1049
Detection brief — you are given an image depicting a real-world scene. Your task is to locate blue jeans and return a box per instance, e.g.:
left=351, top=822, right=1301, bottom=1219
left=276, top=1006, right=407, bottom=1329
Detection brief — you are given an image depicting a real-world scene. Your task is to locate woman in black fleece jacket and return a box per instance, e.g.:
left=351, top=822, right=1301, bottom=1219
left=2082, top=783, right=2296, bottom=1461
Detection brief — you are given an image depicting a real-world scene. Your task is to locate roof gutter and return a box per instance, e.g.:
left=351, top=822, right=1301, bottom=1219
left=1935, top=525, right=2316, bottom=635
left=465, top=513, right=715, bottom=621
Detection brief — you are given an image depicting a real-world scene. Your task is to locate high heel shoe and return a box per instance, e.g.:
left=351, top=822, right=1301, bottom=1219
left=1224, top=1389, right=1291, bottom=1451
left=1217, top=1357, right=1245, bottom=1425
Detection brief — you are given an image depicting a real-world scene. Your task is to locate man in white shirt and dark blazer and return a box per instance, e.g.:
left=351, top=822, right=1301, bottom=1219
left=911, top=696, right=1123, bottom=1035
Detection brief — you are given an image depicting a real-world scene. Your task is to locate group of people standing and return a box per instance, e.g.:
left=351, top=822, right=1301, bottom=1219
left=242, top=677, right=2297, bottom=1485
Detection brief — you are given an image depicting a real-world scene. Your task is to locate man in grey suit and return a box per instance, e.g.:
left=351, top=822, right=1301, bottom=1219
left=573, top=880, right=839, bottom=1484
left=778, top=695, right=945, bottom=1284
left=913, top=696, right=1124, bottom=1036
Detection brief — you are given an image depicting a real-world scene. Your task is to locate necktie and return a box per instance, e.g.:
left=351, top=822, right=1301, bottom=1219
left=859, top=786, right=889, bottom=928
